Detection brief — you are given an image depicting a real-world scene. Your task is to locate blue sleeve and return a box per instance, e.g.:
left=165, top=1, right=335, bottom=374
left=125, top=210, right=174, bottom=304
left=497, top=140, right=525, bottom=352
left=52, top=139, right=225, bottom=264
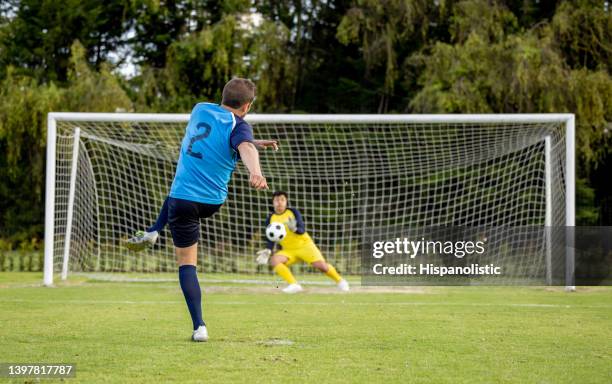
left=264, top=214, right=275, bottom=250
left=288, top=208, right=306, bottom=234
left=230, top=120, right=255, bottom=152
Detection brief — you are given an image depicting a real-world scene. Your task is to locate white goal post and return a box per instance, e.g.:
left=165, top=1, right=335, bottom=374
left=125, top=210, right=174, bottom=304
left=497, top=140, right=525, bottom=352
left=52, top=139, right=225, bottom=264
left=44, top=113, right=575, bottom=287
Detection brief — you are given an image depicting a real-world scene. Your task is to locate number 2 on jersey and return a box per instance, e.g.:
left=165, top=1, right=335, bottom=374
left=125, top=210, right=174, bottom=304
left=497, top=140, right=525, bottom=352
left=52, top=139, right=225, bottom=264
left=186, top=122, right=212, bottom=159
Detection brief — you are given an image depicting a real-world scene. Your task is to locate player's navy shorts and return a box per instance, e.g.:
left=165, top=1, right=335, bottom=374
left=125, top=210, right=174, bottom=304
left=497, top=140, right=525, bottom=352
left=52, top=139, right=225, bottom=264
left=168, top=197, right=222, bottom=248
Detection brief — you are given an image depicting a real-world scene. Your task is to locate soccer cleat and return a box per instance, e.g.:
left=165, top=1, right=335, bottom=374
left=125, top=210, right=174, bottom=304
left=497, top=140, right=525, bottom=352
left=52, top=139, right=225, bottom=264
left=125, top=230, right=159, bottom=252
left=282, top=283, right=303, bottom=294
left=192, top=325, right=209, bottom=342
left=337, top=279, right=350, bottom=292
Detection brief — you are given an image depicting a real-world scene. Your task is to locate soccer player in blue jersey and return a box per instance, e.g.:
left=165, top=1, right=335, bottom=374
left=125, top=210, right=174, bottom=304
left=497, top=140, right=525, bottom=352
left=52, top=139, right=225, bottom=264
left=255, top=191, right=350, bottom=293
left=129, top=78, right=277, bottom=342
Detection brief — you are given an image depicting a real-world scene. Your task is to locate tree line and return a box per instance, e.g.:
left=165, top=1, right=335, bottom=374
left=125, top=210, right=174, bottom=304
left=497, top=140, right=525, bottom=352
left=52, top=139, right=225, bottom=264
left=0, top=0, right=610, bottom=249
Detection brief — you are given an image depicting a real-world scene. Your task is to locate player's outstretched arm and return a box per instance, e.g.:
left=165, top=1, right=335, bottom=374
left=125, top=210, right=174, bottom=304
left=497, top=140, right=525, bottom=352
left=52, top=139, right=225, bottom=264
left=237, top=142, right=268, bottom=190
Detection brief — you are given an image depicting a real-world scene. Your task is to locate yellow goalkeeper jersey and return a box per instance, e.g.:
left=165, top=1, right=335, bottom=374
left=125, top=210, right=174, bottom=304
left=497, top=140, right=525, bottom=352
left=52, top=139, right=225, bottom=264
left=265, top=208, right=314, bottom=250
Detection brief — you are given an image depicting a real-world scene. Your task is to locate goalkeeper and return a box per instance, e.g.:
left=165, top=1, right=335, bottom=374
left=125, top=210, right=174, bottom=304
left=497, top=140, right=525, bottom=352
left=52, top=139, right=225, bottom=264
left=256, top=191, right=350, bottom=294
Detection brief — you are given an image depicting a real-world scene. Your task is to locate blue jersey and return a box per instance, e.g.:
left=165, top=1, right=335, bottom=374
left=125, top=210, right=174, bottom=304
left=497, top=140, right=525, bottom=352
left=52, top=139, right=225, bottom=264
left=169, top=102, right=254, bottom=205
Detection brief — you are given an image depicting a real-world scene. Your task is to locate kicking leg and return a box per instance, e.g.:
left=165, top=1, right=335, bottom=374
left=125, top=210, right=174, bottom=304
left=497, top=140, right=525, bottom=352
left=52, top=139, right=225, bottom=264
left=126, top=197, right=169, bottom=251
left=147, top=196, right=169, bottom=232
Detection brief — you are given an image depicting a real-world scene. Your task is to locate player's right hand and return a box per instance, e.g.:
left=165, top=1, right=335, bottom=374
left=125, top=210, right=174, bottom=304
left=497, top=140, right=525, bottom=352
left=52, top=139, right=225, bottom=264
left=254, top=139, right=279, bottom=151
left=250, top=174, right=268, bottom=190
left=256, top=249, right=272, bottom=265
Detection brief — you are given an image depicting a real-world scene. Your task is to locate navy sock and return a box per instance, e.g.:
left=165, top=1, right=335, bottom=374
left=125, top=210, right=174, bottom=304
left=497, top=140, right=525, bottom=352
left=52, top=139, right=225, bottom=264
left=178, top=265, right=205, bottom=330
left=147, top=197, right=169, bottom=233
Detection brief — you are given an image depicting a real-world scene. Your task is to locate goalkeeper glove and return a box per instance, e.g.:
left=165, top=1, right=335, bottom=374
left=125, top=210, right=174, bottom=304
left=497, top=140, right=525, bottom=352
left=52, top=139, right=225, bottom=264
left=286, top=218, right=297, bottom=232
left=256, top=249, right=272, bottom=265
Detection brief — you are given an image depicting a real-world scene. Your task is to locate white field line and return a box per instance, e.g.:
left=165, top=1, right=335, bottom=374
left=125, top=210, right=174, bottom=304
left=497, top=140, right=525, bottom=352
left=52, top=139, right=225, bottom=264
left=70, top=274, right=580, bottom=288
left=0, top=298, right=610, bottom=309
left=76, top=273, right=336, bottom=286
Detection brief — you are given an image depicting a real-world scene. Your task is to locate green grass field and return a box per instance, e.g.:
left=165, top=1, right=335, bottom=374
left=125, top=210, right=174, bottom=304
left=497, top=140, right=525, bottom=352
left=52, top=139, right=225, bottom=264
left=0, top=272, right=610, bottom=383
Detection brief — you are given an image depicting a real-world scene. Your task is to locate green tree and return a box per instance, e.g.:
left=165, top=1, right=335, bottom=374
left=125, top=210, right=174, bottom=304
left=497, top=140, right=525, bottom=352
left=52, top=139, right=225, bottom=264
left=337, top=0, right=433, bottom=112
left=129, top=0, right=212, bottom=69
left=63, top=41, right=133, bottom=112
left=0, top=0, right=133, bottom=82
left=409, top=1, right=611, bottom=164
left=0, top=69, right=62, bottom=241
left=0, top=41, right=132, bottom=245
left=551, top=0, right=611, bottom=70
left=131, top=6, right=296, bottom=112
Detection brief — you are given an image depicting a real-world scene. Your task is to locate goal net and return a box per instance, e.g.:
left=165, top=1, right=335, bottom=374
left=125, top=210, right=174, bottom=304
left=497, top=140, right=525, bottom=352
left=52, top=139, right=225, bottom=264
left=44, top=113, right=575, bottom=286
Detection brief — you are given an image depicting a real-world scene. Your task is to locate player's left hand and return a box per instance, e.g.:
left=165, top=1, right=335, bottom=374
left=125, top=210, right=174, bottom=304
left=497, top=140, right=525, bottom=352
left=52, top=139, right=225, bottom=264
left=254, top=139, right=279, bottom=151
left=286, top=218, right=297, bottom=232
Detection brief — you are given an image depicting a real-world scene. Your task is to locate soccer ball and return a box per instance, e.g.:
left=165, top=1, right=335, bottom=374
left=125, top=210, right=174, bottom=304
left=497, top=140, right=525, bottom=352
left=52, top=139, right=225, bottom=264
left=266, top=223, right=286, bottom=242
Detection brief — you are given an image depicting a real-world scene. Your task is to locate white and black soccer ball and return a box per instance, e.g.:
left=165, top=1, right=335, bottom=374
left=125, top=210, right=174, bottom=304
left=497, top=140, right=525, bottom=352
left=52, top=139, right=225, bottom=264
left=266, top=223, right=287, bottom=243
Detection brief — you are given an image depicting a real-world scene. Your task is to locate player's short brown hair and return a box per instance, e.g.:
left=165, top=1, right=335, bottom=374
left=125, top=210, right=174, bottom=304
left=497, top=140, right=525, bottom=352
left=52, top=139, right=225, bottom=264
left=221, top=78, right=256, bottom=109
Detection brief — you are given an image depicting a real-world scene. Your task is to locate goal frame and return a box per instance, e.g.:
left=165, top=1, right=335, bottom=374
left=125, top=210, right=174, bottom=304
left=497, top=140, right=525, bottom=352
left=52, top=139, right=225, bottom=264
left=44, top=112, right=576, bottom=287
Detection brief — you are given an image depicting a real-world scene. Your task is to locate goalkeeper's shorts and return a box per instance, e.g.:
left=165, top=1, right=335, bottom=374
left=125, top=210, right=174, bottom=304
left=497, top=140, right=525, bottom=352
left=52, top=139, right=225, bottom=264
left=276, top=243, right=325, bottom=266
left=168, top=197, right=221, bottom=248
